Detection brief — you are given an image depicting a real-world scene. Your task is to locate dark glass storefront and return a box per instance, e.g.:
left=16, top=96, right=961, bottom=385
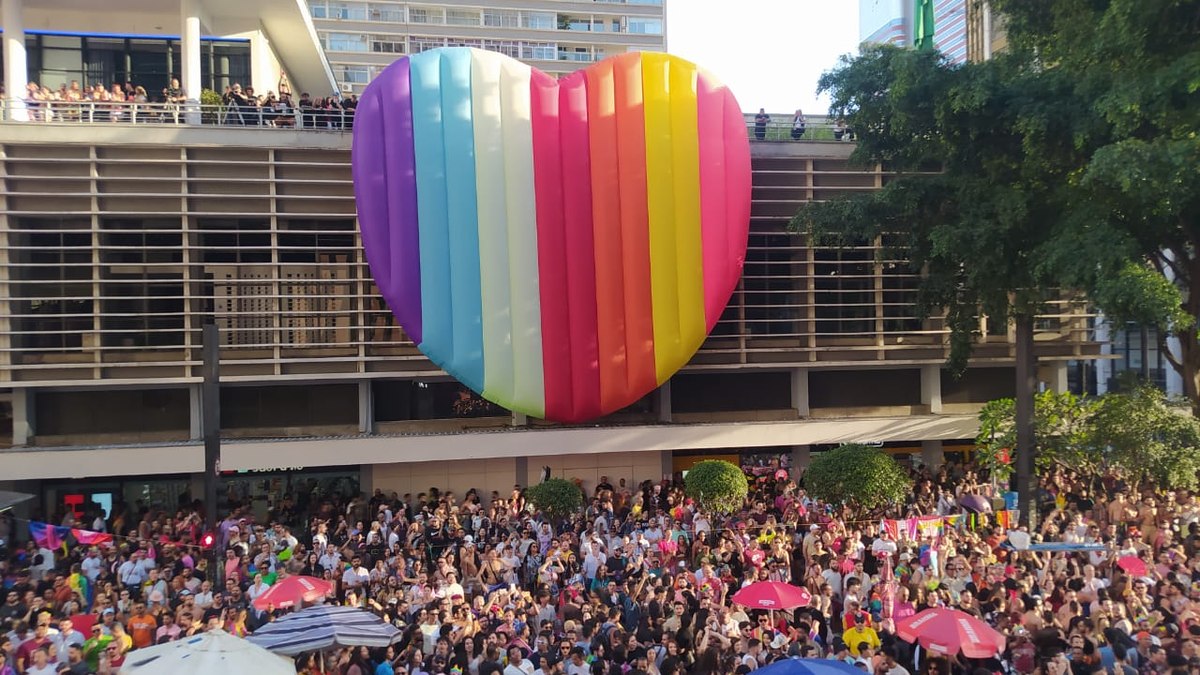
left=2, top=30, right=251, bottom=99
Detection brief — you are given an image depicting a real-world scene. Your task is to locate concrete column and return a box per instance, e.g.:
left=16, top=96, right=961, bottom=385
left=511, top=412, right=528, bottom=428
left=514, top=456, right=528, bottom=488
left=3, top=0, right=28, bottom=121
left=790, top=445, right=811, bottom=479
left=791, top=368, right=810, bottom=418
left=1044, top=362, right=1069, bottom=394
left=921, top=439, right=944, bottom=469
left=188, top=383, right=202, bottom=440
left=660, top=450, right=673, bottom=482
left=11, top=388, right=34, bottom=446
left=657, top=380, right=672, bottom=423
left=357, top=381, right=374, bottom=434
left=181, top=0, right=203, bottom=121
left=921, top=365, right=943, bottom=414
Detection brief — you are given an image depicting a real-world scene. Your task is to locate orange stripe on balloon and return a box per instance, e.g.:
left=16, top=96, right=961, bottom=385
left=610, top=52, right=657, bottom=405
left=585, top=58, right=629, bottom=413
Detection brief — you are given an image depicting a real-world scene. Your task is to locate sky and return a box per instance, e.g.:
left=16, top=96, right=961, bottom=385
left=666, top=0, right=861, bottom=116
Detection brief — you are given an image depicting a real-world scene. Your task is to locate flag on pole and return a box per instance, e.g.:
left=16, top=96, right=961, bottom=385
left=915, top=0, right=936, bottom=50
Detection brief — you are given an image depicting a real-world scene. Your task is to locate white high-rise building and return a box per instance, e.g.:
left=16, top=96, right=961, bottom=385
left=307, top=0, right=667, bottom=96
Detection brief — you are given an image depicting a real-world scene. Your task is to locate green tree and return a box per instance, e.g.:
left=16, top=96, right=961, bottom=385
left=804, top=444, right=912, bottom=517
left=791, top=42, right=1081, bottom=524
left=683, top=460, right=749, bottom=516
left=525, top=478, right=583, bottom=522
left=988, top=0, right=1200, bottom=411
left=975, top=385, right=1200, bottom=490
left=975, top=391, right=1098, bottom=482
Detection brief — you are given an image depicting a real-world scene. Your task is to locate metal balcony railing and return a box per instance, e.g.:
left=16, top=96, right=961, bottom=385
left=0, top=99, right=356, bottom=131
left=0, top=100, right=849, bottom=143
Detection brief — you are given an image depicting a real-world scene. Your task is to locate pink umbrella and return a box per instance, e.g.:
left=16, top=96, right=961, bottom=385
left=730, top=581, right=812, bottom=610
left=1117, top=556, right=1148, bottom=577
left=251, top=575, right=334, bottom=611
left=895, top=607, right=1006, bottom=658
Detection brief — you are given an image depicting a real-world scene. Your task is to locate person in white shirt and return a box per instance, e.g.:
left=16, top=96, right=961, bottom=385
left=504, top=646, right=535, bottom=675
left=318, top=544, right=342, bottom=573
left=342, top=556, right=370, bottom=591
left=247, top=574, right=271, bottom=602
left=192, top=580, right=214, bottom=609
left=80, top=549, right=103, bottom=583
left=52, top=619, right=84, bottom=663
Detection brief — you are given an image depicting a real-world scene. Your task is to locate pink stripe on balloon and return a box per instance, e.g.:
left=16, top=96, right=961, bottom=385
left=558, top=73, right=603, bottom=422
left=697, top=75, right=730, bottom=330
left=721, top=84, right=752, bottom=297
left=530, top=70, right=572, bottom=423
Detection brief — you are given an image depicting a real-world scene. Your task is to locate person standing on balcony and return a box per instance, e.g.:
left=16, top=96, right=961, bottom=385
left=791, top=109, right=807, bottom=140
left=754, top=108, right=770, bottom=141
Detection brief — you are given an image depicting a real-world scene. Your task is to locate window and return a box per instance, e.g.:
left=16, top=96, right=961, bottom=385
left=523, top=42, right=556, bottom=60
left=522, top=11, right=555, bottom=30
left=368, top=3, right=404, bottom=22
left=483, top=10, right=520, bottom=28
left=627, top=17, right=663, bottom=34
left=627, top=0, right=663, bottom=4
left=560, top=15, right=596, bottom=31
left=328, top=1, right=367, bottom=20
left=1111, top=324, right=1168, bottom=391
left=325, top=32, right=368, bottom=52
left=446, top=39, right=482, bottom=49
left=99, top=219, right=184, bottom=349
left=446, top=9, right=481, bottom=26
left=483, top=40, right=520, bottom=58
left=310, top=0, right=328, bottom=18
left=276, top=219, right=357, bottom=348
left=339, top=65, right=370, bottom=83
left=743, top=233, right=801, bottom=336
left=409, top=36, right=446, bottom=53
left=814, top=241, right=876, bottom=337
left=558, top=47, right=593, bottom=62
left=10, top=218, right=94, bottom=354
left=408, top=6, right=443, bottom=24
left=370, top=35, right=405, bottom=53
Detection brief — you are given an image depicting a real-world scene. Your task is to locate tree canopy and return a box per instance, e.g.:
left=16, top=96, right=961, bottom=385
left=792, top=0, right=1200, bottom=404
left=683, top=460, right=749, bottom=516
left=525, top=478, right=583, bottom=521
left=975, top=384, right=1200, bottom=490
left=804, top=444, right=912, bottom=517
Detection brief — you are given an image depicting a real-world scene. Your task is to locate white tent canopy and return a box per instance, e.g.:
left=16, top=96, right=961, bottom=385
left=119, top=629, right=294, bottom=675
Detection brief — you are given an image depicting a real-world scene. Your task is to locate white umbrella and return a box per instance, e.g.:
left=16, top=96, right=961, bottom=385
left=119, top=629, right=294, bottom=675
left=247, top=604, right=400, bottom=656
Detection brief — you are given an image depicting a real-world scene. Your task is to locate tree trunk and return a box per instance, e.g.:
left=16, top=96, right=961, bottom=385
left=1015, top=313, right=1038, bottom=528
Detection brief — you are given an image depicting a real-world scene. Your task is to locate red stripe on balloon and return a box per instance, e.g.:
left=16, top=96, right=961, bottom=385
left=558, top=73, right=603, bottom=422
left=530, top=70, right=572, bottom=423
left=611, top=52, right=657, bottom=408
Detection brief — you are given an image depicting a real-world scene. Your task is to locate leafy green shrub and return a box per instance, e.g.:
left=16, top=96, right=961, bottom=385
left=684, top=460, right=749, bottom=515
left=805, top=444, right=911, bottom=516
left=525, top=478, right=583, bottom=521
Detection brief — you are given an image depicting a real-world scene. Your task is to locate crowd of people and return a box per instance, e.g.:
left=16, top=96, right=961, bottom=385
left=1, top=459, right=1198, bottom=675
left=16, top=75, right=356, bottom=129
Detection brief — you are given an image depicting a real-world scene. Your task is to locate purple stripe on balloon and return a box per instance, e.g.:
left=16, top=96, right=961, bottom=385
left=352, top=58, right=423, bottom=345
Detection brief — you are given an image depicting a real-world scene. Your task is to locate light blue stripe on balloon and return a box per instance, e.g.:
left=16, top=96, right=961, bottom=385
left=409, top=49, right=484, bottom=392
left=409, top=51, right=452, bottom=369
left=440, top=48, right=485, bottom=392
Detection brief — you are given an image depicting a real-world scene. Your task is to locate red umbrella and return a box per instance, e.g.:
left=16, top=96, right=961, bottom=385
left=251, top=575, right=333, bottom=611
left=895, top=607, right=1006, bottom=658
left=730, top=581, right=812, bottom=610
left=1117, top=556, right=1148, bottom=577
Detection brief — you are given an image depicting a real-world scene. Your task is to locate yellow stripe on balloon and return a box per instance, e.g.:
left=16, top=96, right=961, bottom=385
left=642, top=52, right=704, bottom=384
left=668, top=57, right=706, bottom=370
left=470, top=49, right=514, bottom=407
left=498, top=54, right=545, bottom=419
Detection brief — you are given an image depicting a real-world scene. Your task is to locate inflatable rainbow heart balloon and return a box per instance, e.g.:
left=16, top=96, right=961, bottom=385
left=352, top=48, right=751, bottom=423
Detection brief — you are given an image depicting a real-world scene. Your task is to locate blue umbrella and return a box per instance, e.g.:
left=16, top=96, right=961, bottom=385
left=755, top=658, right=865, bottom=675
